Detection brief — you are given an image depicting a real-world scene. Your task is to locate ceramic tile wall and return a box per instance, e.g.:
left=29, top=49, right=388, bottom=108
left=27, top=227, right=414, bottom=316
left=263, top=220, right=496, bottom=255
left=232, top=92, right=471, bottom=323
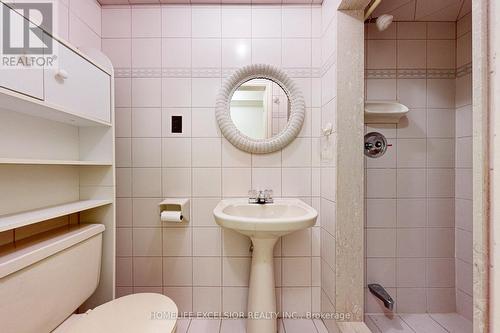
left=54, top=0, right=102, bottom=50
left=318, top=0, right=337, bottom=322
left=454, top=12, right=473, bottom=320
left=364, top=21, right=459, bottom=314
left=103, top=3, right=325, bottom=316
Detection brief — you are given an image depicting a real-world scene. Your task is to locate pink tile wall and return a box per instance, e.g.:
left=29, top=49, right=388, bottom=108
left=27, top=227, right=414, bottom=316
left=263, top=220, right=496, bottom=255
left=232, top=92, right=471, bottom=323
left=105, top=3, right=324, bottom=316
left=364, top=21, right=458, bottom=314
left=455, top=12, right=473, bottom=320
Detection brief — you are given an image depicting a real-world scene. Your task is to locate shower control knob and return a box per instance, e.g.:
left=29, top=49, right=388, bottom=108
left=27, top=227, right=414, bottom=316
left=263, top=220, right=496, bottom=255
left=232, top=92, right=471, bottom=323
left=364, top=132, right=388, bottom=158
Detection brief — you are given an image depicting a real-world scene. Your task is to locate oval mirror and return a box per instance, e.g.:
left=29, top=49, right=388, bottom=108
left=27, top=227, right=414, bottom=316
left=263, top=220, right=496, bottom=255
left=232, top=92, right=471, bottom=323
left=216, top=64, right=305, bottom=154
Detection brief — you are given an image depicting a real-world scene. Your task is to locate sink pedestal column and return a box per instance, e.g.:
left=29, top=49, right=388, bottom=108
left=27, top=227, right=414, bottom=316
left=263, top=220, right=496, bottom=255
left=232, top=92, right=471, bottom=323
left=247, top=237, right=279, bottom=333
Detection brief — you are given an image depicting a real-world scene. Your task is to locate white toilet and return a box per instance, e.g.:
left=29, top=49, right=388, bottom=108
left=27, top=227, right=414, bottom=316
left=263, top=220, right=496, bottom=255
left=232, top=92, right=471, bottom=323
left=0, top=224, right=178, bottom=333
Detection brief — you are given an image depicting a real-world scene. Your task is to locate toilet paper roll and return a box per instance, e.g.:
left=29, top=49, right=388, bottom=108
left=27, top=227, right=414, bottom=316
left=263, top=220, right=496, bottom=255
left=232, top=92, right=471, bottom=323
left=161, top=211, right=183, bottom=222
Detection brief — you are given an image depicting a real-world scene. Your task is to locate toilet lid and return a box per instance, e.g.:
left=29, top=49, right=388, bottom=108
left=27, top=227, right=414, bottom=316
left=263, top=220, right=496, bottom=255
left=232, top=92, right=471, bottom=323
left=68, top=293, right=178, bottom=333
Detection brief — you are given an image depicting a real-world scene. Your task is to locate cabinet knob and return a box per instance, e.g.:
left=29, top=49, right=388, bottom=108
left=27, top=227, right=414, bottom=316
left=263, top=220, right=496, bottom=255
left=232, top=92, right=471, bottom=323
left=55, top=69, right=69, bottom=80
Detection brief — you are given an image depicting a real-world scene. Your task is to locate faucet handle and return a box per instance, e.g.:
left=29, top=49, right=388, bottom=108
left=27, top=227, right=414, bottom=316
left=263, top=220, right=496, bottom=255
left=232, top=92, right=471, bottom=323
left=248, top=189, right=260, bottom=204
left=264, top=189, right=274, bottom=203
left=248, top=189, right=258, bottom=199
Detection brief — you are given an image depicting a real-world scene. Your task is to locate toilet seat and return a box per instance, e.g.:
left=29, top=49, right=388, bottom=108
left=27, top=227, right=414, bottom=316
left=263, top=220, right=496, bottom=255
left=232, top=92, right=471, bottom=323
left=57, top=293, right=178, bottom=333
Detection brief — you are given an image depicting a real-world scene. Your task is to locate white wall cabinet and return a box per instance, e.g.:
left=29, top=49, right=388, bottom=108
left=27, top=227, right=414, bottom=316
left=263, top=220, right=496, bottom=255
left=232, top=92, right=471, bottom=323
left=44, top=38, right=111, bottom=123
left=0, top=1, right=111, bottom=124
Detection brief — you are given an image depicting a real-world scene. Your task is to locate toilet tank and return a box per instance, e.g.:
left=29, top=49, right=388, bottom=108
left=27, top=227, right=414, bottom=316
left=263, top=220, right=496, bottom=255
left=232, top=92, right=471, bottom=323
left=0, top=224, right=105, bottom=333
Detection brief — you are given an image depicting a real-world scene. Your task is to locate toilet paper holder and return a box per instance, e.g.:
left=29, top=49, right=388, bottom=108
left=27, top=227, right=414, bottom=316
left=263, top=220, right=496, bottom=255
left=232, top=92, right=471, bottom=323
left=159, top=198, right=190, bottom=223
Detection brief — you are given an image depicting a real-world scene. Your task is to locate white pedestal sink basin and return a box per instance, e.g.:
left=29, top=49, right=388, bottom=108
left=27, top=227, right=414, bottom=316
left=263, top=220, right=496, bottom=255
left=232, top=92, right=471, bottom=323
left=213, top=198, right=318, bottom=333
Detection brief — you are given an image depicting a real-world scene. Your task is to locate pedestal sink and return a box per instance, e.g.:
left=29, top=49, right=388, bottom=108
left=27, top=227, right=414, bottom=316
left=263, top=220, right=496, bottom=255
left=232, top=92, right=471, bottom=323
left=213, top=198, right=318, bottom=333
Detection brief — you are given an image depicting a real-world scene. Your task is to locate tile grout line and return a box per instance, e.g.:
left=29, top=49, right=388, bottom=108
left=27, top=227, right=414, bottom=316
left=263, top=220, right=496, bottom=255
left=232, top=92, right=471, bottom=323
left=368, top=314, right=384, bottom=333
left=365, top=315, right=382, bottom=333
left=429, top=314, right=453, bottom=333
left=160, top=4, right=165, bottom=300
left=219, top=4, right=224, bottom=315
left=424, top=31, right=429, bottom=309
left=308, top=3, right=314, bottom=314
left=129, top=4, right=135, bottom=293
left=397, top=314, right=419, bottom=333
left=310, top=317, right=321, bottom=333
left=189, top=4, right=194, bottom=314
left=278, top=3, right=284, bottom=312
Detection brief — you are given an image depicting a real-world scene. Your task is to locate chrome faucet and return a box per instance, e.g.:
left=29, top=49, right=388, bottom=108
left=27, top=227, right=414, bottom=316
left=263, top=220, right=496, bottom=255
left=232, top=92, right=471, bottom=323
left=248, top=189, right=274, bottom=204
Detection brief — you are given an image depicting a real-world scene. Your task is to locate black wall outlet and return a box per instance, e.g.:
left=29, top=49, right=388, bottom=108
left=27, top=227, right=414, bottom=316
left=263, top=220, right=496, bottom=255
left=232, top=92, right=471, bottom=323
left=171, top=116, right=182, bottom=133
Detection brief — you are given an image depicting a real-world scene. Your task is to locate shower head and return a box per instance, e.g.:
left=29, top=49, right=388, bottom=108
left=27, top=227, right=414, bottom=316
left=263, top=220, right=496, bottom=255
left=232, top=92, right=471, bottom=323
left=376, top=14, right=394, bottom=31
left=363, top=0, right=394, bottom=31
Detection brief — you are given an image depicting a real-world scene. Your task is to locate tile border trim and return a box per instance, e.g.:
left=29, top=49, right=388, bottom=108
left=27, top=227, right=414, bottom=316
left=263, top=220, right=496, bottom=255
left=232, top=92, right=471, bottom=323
left=114, top=67, right=321, bottom=78
left=365, top=64, right=472, bottom=79
left=456, top=63, right=473, bottom=78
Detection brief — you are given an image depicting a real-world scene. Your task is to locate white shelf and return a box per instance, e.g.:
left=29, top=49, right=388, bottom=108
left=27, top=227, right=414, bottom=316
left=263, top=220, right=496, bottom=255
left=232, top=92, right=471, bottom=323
left=0, top=200, right=113, bottom=233
left=365, top=100, right=409, bottom=124
left=0, top=88, right=111, bottom=127
left=0, top=158, right=112, bottom=166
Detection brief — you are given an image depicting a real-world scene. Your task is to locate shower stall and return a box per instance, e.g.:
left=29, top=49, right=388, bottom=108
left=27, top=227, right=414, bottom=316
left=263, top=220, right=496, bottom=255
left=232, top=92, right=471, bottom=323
left=362, top=1, right=473, bottom=332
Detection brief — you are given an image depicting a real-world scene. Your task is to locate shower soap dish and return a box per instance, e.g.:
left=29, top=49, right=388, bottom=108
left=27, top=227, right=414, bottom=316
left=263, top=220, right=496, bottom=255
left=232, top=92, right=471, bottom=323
left=364, top=100, right=409, bottom=124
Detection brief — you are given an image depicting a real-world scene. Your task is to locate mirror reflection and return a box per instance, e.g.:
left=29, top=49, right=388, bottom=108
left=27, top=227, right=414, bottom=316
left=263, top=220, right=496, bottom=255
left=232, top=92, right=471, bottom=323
left=230, top=78, right=290, bottom=139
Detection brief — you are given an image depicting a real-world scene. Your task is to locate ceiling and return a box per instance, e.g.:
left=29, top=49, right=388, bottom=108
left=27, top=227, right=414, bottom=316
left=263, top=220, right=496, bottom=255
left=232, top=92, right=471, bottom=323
left=97, top=0, right=471, bottom=22
left=98, top=0, right=320, bottom=4
left=370, top=0, right=471, bottom=21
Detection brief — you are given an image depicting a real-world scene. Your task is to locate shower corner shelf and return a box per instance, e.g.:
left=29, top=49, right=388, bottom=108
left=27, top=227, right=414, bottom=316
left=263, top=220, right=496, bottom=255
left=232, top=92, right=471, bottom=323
left=364, top=100, right=409, bottom=124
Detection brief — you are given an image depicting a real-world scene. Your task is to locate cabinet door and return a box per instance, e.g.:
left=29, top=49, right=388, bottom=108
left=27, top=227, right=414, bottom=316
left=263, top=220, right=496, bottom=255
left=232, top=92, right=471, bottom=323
left=44, top=38, right=111, bottom=123
left=0, top=67, right=44, bottom=100
left=0, top=3, right=44, bottom=99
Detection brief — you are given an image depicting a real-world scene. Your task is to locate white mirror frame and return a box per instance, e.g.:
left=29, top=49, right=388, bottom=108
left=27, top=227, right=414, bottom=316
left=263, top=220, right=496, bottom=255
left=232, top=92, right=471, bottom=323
left=215, top=64, right=305, bottom=154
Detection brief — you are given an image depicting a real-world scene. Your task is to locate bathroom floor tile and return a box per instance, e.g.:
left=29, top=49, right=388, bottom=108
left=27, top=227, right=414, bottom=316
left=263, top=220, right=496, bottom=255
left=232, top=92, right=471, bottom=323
left=399, top=314, right=448, bottom=333
left=182, top=318, right=323, bottom=332
left=177, top=315, right=472, bottom=332
left=368, top=314, right=416, bottom=333
left=220, top=319, right=246, bottom=333
left=366, top=313, right=473, bottom=333
left=365, top=315, right=382, bottom=333
left=277, top=319, right=285, bottom=333
left=283, top=318, right=319, bottom=333
left=430, top=313, right=473, bottom=333
left=313, top=318, right=329, bottom=333
left=187, top=318, right=221, bottom=333
left=176, top=318, right=191, bottom=333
